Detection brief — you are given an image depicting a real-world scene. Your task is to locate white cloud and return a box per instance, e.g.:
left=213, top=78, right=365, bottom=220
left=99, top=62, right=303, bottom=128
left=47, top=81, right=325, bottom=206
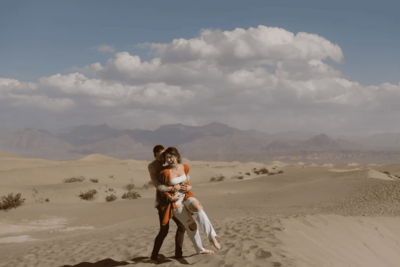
left=151, top=26, right=343, bottom=66
left=0, top=78, right=37, bottom=96
left=39, top=73, right=194, bottom=107
left=1, top=25, right=400, bottom=134
left=11, top=94, right=75, bottom=112
left=95, top=45, right=115, bottom=53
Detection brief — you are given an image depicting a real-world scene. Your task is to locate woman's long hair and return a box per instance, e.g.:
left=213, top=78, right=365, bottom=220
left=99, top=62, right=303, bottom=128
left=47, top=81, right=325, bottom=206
left=162, top=147, right=182, bottom=164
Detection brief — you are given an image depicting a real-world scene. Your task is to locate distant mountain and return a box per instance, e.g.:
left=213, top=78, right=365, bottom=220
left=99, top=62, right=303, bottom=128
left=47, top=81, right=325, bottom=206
left=55, top=122, right=238, bottom=148
left=72, top=135, right=151, bottom=159
left=178, top=130, right=271, bottom=158
left=2, top=123, right=400, bottom=162
left=272, top=131, right=317, bottom=141
left=300, top=133, right=341, bottom=150
left=366, top=133, right=400, bottom=150
left=56, top=123, right=120, bottom=146
left=125, top=122, right=238, bottom=147
left=264, top=141, right=294, bottom=152
left=122, top=124, right=205, bottom=147
left=0, top=128, right=76, bottom=159
left=262, top=134, right=362, bottom=152
left=335, top=138, right=364, bottom=150
left=199, top=122, right=237, bottom=136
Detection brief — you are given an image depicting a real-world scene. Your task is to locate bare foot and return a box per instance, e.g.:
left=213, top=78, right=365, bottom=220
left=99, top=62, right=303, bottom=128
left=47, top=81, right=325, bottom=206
left=210, top=237, right=222, bottom=250
left=200, top=249, right=214, bottom=254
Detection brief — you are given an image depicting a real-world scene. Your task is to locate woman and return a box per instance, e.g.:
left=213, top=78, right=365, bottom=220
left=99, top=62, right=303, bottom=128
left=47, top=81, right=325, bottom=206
left=157, top=147, right=221, bottom=255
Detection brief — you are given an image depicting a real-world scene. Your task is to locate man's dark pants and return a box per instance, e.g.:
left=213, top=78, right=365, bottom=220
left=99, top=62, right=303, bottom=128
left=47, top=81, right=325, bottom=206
left=151, top=205, right=186, bottom=260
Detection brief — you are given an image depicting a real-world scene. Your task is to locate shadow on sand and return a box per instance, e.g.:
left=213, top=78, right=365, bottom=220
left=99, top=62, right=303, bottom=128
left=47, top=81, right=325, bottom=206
left=61, top=254, right=194, bottom=266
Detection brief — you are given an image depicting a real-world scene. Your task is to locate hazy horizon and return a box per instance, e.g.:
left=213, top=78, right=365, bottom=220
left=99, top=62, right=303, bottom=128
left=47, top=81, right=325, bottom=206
left=2, top=121, right=400, bottom=138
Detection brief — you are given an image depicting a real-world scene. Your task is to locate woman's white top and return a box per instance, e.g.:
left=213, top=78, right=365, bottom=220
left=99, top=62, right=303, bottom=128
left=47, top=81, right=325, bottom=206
left=171, top=174, right=187, bottom=185
left=171, top=174, right=187, bottom=205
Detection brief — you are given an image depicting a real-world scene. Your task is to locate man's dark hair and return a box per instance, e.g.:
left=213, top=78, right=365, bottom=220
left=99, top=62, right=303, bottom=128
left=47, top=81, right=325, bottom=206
left=163, top=147, right=182, bottom=164
left=153, top=145, right=165, bottom=157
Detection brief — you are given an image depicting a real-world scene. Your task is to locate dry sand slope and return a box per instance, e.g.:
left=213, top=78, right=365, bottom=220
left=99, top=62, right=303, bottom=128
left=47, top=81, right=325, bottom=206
left=1, top=152, right=400, bottom=267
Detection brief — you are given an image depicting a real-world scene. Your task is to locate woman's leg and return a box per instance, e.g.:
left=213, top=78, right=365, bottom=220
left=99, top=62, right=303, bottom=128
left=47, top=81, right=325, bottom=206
left=172, top=205, right=213, bottom=254
left=185, top=198, right=221, bottom=249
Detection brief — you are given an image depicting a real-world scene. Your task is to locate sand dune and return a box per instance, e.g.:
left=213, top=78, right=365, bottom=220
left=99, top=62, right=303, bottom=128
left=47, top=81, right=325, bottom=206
left=78, top=154, right=120, bottom=162
left=1, top=152, right=400, bottom=266
left=276, top=215, right=400, bottom=267
left=0, top=151, right=18, bottom=158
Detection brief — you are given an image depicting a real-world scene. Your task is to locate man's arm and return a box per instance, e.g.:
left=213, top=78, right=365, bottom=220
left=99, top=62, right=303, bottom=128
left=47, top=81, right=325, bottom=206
left=148, top=164, right=174, bottom=192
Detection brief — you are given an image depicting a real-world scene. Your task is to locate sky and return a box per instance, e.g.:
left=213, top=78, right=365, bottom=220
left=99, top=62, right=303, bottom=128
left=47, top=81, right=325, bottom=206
left=1, top=0, right=400, bottom=135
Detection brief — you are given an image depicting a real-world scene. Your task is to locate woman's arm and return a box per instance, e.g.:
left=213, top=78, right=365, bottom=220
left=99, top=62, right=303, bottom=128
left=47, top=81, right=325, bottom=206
left=181, top=164, right=193, bottom=192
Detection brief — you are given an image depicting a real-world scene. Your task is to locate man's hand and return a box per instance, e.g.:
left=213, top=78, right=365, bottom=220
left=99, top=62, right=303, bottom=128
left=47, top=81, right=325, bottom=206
left=179, top=185, right=192, bottom=193
left=173, top=184, right=181, bottom=191
left=170, top=195, right=180, bottom=202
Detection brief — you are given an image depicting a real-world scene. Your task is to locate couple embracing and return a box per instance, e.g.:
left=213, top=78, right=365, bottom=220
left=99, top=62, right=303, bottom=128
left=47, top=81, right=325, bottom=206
left=148, top=145, right=221, bottom=263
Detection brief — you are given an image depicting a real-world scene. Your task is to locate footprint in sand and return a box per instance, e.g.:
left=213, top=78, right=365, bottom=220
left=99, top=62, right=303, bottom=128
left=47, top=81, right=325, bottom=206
left=255, top=248, right=272, bottom=259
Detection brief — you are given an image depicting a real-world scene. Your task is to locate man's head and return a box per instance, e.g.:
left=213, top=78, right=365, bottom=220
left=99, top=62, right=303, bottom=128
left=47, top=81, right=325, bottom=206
left=153, top=145, right=165, bottom=163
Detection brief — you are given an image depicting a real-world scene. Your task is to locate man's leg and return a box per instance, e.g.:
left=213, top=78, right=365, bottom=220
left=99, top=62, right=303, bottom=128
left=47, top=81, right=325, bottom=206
left=171, top=214, right=186, bottom=258
left=150, top=206, right=169, bottom=261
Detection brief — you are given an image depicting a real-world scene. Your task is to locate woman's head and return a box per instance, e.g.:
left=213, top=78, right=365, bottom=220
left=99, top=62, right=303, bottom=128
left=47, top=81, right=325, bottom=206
left=162, top=147, right=182, bottom=165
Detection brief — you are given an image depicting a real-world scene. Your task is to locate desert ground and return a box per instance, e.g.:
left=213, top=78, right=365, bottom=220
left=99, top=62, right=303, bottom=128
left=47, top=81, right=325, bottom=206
left=1, top=151, right=400, bottom=267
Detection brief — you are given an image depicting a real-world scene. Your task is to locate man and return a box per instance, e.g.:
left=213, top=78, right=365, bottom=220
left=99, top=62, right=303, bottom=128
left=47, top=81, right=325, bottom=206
left=148, top=145, right=187, bottom=263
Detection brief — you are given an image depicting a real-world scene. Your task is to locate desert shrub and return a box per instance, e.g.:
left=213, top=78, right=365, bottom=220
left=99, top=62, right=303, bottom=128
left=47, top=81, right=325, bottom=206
left=278, top=170, right=284, bottom=174
left=78, top=189, right=98, bottom=201
left=105, top=194, right=118, bottom=202
left=245, top=172, right=250, bottom=176
left=0, top=193, right=26, bottom=210
left=105, top=187, right=115, bottom=193
left=382, top=171, right=390, bottom=175
left=210, top=174, right=225, bottom=182
left=90, top=178, right=98, bottom=183
left=254, top=167, right=269, bottom=175
left=45, top=198, right=50, bottom=202
left=142, top=181, right=155, bottom=189
left=122, top=191, right=141, bottom=199
left=123, top=183, right=135, bottom=191
left=231, top=175, right=244, bottom=179
left=64, top=176, right=85, bottom=183
left=108, top=175, right=114, bottom=179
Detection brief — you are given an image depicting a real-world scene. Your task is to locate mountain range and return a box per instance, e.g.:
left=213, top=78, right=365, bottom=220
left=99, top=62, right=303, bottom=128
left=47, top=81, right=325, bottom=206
left=1, top=122, right=400, bottom=162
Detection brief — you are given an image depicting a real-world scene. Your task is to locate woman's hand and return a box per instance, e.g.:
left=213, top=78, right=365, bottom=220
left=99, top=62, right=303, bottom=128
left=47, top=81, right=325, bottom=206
left=173, top=184, right=181, bottom=191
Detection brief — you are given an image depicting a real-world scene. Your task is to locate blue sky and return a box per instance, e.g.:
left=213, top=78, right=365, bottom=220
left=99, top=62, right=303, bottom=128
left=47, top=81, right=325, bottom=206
left=1, top=0, right=400, bottom=134
left=2, top=0, right=399, bottom=85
